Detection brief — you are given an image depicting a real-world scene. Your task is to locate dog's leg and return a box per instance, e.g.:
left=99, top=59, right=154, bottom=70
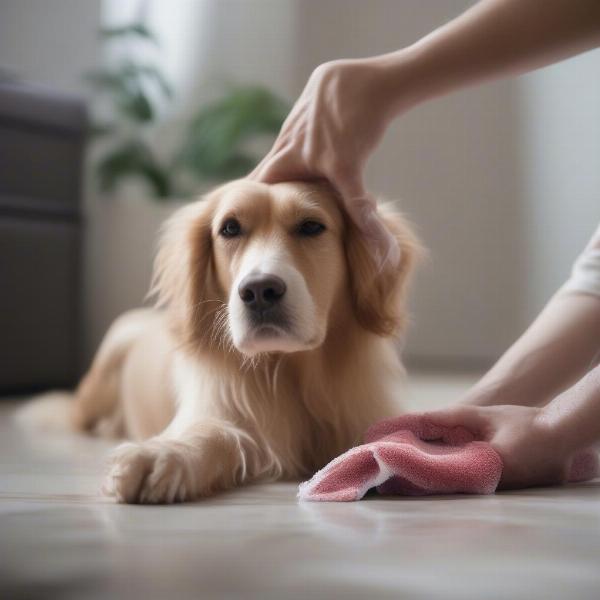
left=72, top=310, right=153, bottom=433
left=103, top=419, right=253, bottom=504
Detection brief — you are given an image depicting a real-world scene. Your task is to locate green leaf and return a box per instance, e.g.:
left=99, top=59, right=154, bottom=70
left=119, top=89, right=154, bottom=122
left=177, top=86, right=290, bottom=180
left=89, top=122, right=117, bottom=137
left=96, top=141, right=171, bottom=197
left=127, top=63, right=174, bottom=99
left=100, top=22, right=159, bottom=46
left=84, top=69, right=128, bottom=93
left=85, top=62, right=172, bottom=122
left=85, top=68, right=158, bottom=123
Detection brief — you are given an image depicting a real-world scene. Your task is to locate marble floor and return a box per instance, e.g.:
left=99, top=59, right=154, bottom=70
left=1, top=372, right=599, bottom=599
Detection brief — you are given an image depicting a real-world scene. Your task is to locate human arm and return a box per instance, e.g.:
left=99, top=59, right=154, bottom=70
left=251, top=0, right=600, bottom=261
left=380, top=0, right=600, bottom=114
left=424, top=363, right=600, bottom=489
left=543, top=363, right=600, bottom=455
left=464, top=226, right=600, bottom=408
left=461, top=292, right=600, bottom=408
left=427, top=228, right=600, bottom=489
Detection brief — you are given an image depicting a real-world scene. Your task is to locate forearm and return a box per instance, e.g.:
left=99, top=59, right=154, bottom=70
left=543, top=362, right=600, bottom=453
left=464, top=292, right=600, bottom=406
left=372, top=0, right=600, bottom=115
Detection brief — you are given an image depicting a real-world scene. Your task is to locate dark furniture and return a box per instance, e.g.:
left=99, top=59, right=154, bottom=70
left=0, top=82, right=87, bottom=394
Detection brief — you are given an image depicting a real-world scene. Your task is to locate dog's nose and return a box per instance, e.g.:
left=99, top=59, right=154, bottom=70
left=238, top=274, right=287, bottom=310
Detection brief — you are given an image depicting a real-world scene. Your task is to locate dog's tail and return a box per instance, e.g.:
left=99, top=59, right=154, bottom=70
left=14, top=391, right=74, bottom=433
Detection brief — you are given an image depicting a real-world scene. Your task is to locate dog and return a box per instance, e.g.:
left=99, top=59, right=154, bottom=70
left=37, top=179, right=421, bottom=503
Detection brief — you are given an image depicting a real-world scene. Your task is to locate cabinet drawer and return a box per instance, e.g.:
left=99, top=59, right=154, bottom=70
left=0, top=124, right=84, bottom=207
left=0, top=216, right=80, bottom=392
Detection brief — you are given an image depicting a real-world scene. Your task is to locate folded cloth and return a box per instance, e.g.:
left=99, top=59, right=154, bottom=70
left=298, top=414, right=599, bottom=502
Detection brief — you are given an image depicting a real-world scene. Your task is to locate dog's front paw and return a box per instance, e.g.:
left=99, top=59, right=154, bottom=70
left=103, top=441, right=194, bottom=504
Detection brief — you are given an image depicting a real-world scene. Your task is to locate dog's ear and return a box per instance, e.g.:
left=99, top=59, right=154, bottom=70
left=345, top=203, right=423, bottom=336
left=150, top=196, right=220, bottom=347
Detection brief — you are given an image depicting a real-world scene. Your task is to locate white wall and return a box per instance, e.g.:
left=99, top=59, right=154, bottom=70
left=0, top=0, right=102, bottom=366
left=0, top=0, right=101, bottom=94
left=288, top=0, right=600, bottom=366
left=289, top=0, right=524, bottom=366
left=84, top=0, right=299, bottom=363
left=518, top=51, right=600, bottom=319
left=2, top=0, right=598, bottom=369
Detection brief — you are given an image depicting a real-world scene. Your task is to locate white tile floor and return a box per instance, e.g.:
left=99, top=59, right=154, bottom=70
left=1, top=372, right=599, bottom=599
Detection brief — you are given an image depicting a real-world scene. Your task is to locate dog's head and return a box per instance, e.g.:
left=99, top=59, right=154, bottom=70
left=152, top=180, right=420, bottom=357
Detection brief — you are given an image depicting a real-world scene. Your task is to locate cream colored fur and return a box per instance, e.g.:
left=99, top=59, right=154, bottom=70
left=21, top=180, right=421, bottom=504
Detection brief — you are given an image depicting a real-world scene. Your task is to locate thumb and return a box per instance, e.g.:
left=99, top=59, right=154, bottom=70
left=422, top=406, right=488, bottom=437
left=249, top=146, right=305, bottom=184
left=335, top=175, right=400, bottom=270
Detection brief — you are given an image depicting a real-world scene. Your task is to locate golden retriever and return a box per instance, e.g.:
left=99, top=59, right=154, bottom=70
left=67, top=179, right=420, bottom=503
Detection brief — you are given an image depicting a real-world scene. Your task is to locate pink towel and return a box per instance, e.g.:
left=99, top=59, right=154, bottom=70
left=298, top=414, right=599, bottom=502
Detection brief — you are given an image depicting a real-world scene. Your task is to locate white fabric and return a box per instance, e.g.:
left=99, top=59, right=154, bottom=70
left=562, top=224, right=600, bottom=298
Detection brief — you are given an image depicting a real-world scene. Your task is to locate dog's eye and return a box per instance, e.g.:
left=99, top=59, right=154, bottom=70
left=220, top=218, right=242, bottom=238
left=297, top=220, right=326, bottom=237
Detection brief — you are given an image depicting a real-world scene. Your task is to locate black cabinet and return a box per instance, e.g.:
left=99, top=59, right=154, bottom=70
left=0, top=82, right=87, bottom=393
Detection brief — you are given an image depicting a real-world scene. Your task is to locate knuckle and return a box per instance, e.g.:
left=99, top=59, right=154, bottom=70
left=330, top=160, right=356, bottom=185
left=311, top=60, right=347, bottom=87
left=312, top=61, right=335, bottom=79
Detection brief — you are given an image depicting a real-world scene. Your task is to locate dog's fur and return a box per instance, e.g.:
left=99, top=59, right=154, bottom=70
left=31, top=180, right=421, bottom=503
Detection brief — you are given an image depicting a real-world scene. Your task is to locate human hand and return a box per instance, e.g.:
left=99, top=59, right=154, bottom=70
left=250, top=57, right=406, bottom=267
left=423, top=404, right=587, bottom=490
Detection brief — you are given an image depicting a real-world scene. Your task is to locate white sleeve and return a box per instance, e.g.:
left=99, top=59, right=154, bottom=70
left=561, top=224, right=600, bottom=298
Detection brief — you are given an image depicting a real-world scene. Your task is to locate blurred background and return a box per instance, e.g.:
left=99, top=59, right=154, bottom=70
left=0, top=0, right=599, bottom=395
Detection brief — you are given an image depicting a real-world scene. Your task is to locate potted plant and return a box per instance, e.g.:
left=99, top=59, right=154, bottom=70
left=83, top=16, right=288, bottom=360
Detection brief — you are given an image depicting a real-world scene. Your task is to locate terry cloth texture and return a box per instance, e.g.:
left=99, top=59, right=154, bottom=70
left=298, top=414, right=599, bottom=502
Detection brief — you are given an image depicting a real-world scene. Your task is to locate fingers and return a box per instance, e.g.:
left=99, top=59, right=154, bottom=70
left=250, top=115, right=400, bottom=271
left=248, top=156, right=272, bottom=181
left=423, top=406, right=488, bottom=437
left=248, top=153, right=280, bottom=182
left=249, top=101, right=308, bottom=181
left=248, top=131, right=292, bottom=180
left=363, top=209, right=401, bottom=270
left=334, top=174, right=372, bottom=219
left=250, top=119, right=310, bottom=182
left=250, top=145, right=307, bottom=184
left=335, top=176, right=400, bottom=269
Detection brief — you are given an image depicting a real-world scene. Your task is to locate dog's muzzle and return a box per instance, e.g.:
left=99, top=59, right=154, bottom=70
left=238, top=273, right=289, bottom=329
